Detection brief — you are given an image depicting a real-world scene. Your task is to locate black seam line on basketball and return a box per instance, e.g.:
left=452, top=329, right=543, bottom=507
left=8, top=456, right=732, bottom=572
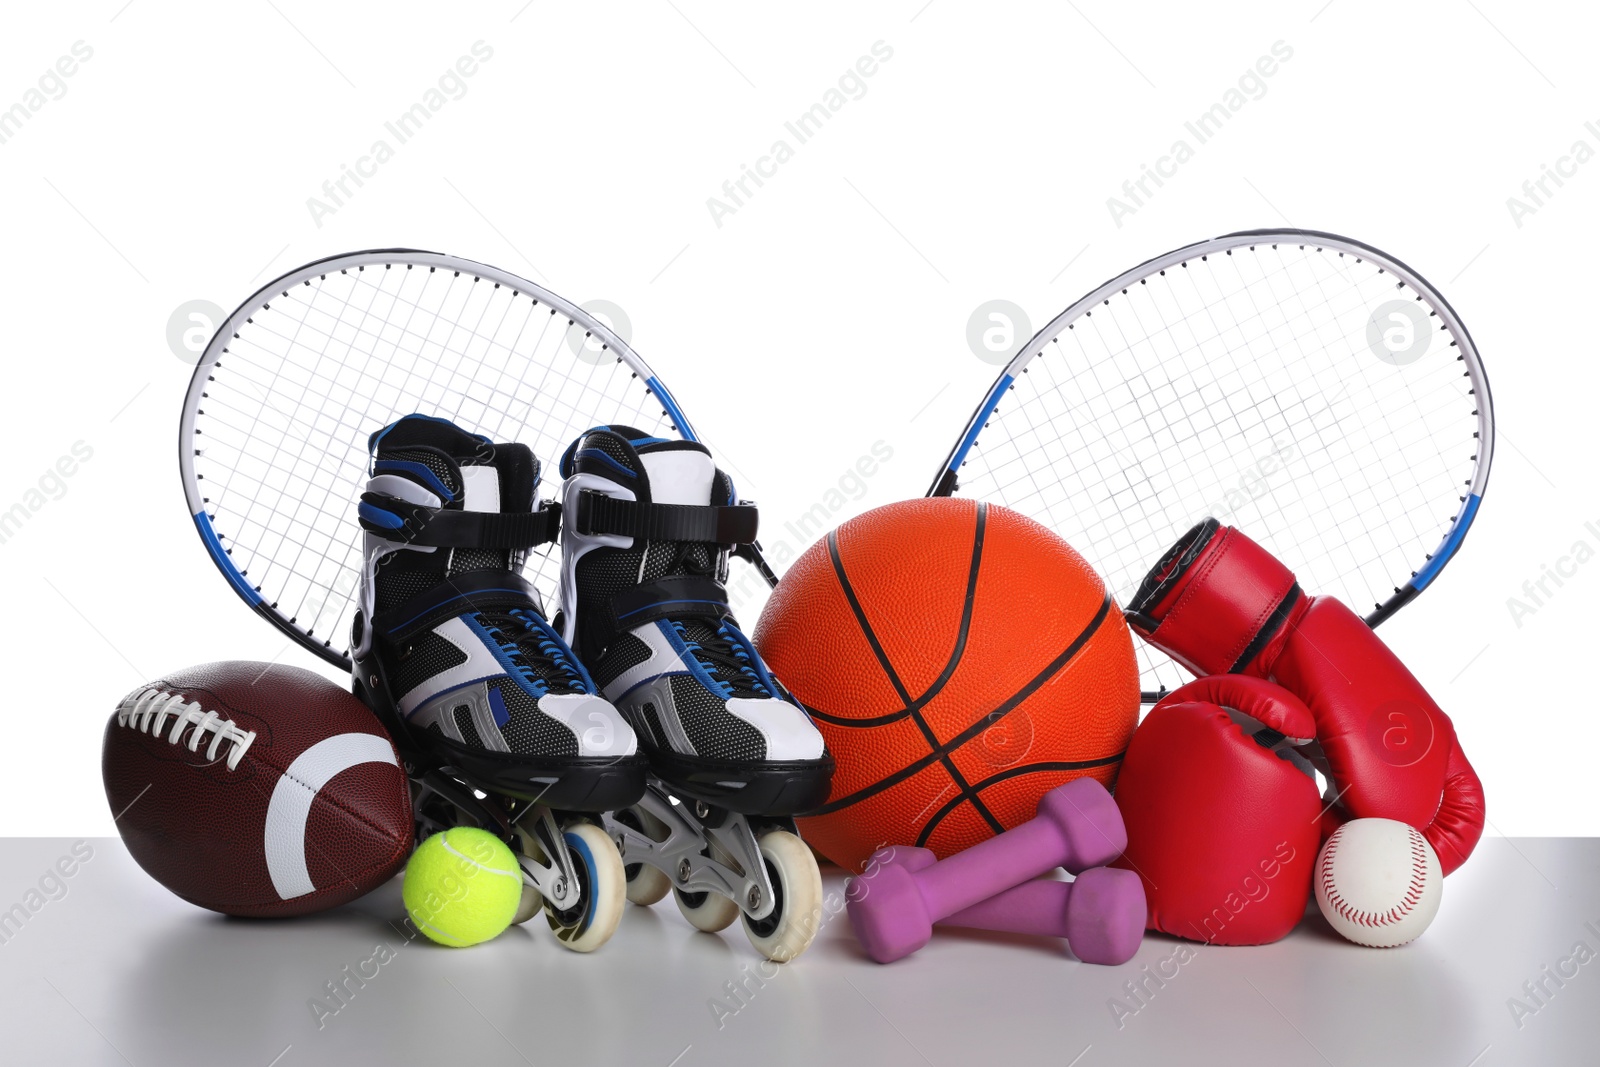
left=824, top=530, right=912, bottom=707
left=912, top=755, right=1129, bottom=850
left=804, top=591, right=1115, bottom=816
left=804, top=700, right=912, bottom=728
left=806, top=501, right=988, bottom=728
left=824, top=504, right=997, bottom=831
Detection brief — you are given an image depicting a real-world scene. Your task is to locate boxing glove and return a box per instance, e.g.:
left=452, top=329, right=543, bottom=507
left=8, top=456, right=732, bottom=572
left=1111, top=675, right=1323, bottom=945
left=1125, top=519, right=1485, bottom=875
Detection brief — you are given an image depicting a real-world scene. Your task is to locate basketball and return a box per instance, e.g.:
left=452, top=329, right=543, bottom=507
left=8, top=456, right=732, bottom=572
left=753, top=497, right=1139, bottom=872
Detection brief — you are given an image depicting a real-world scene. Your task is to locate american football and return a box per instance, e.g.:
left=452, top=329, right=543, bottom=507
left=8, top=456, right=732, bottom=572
left=102, top=661, right=413, bottom=918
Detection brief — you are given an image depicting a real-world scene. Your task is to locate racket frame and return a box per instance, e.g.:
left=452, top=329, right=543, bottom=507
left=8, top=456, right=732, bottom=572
left=928, top=228, right=1494, bottom=682
left=179, top=248, right=775, bottom=671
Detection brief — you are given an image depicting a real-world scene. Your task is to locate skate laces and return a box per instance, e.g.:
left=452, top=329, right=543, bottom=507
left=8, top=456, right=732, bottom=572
left=477, top=610, right=593, bottom=697
left=651, top=539, right=772, bottom=698
left=672, top=619, right=772, bottom=699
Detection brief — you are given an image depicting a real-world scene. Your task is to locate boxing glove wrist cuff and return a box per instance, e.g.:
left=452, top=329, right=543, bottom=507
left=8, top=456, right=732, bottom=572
left=1125, top=519, right=1303, bottom=676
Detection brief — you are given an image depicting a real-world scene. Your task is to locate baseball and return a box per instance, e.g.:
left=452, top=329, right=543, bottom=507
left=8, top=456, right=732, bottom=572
left=1314, top=818, right=1443, bottom=948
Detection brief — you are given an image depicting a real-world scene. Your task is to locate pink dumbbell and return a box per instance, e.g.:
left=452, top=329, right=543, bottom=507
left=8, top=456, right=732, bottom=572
left=846, top=777, right=1128, bottom=963
left=868, top=845, right=1145, bottom=965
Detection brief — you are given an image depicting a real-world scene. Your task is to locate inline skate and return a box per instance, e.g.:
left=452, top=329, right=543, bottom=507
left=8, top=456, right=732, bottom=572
left=350, top=415, right=647, bottom=951
left=556, top=425, right=834, bottom=961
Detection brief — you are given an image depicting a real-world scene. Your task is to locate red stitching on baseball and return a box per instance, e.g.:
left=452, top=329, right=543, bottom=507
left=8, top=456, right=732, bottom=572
left=1320, top=825, right=1431, bottom=935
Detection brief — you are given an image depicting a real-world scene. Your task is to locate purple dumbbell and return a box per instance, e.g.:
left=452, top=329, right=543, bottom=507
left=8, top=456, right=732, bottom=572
left=847, top=777, right=1127, bottom=964
left=870, top=845, right=1145, bottom=965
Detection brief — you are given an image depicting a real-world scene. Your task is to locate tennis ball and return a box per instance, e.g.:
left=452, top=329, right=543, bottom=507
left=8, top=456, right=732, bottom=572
left=403, top=827, right=522, bottom=947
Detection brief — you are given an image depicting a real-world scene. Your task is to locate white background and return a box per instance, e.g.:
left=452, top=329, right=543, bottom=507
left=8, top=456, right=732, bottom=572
left=1, top=1, right=1593, bottom=836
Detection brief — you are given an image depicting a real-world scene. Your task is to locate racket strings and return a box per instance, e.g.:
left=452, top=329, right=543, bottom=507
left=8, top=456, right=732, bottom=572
left=221, top=268, right=463, bottom=627
left=194, top=262, right=675, bottom=658
left=988, top=258, right=1453, bottom=530
left=263, top=267, right=421, bottom=607
left=956, top=243, right=1480, bottom=695
left=1015, top=316, right=1438, bottom=550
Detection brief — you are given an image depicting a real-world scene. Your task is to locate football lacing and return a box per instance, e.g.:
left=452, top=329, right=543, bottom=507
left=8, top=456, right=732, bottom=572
left=117, top=689, right=258, bottom=770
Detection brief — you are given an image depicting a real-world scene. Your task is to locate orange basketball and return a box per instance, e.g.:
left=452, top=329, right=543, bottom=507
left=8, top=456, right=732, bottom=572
left=753, top=497, right=1138, bottom=872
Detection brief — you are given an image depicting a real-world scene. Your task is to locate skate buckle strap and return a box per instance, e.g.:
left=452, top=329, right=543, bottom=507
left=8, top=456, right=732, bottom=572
left=575, top=491, right=758, bottom=546
left=371, top=569, right=547, bottom=643
left=358, top=492, right=561, bottom=549
left=608, top=575, right=731, bottom=637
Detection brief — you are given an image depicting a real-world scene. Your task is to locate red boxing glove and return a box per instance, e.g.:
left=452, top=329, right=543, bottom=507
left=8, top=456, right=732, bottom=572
left=1125, top=519, right=1486, bottom=875
left=1112, top=675, right=1322, bottom=945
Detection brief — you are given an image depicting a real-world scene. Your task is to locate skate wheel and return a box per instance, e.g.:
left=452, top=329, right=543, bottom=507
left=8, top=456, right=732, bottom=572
left=543, top=821, right=625, bottom=953
left=675, top=886, right=740, bottom=933
left=614, top=807, right=672, bottom=907
left=627, top=862, right=671, bottom=907
left=743, top=830, right=823, bottom=962
left=511, top=883, right=542, bottom=926
left=508, top=825, right=544, bottom=924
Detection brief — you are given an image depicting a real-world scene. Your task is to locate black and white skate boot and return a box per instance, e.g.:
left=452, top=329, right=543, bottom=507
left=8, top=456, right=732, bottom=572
left=556, top=426, right=832, bottom=816
left=558, top=426, right=830, bottom=961
left=351, top=415, right=647, bottom=812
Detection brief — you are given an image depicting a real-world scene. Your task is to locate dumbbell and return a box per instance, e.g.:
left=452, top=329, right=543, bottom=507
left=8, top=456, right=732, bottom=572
left=867, top=845, right=1145, bottom=965
left=846, top=777, right=1127, bottom=963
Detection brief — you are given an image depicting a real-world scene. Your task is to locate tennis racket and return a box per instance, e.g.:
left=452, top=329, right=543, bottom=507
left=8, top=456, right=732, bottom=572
left=180, top=249, right=778, bottom=672
left=930, top=229, right=1493, bottom=703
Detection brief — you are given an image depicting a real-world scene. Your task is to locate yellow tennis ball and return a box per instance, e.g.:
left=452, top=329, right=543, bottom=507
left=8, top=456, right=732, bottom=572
left=403, top=827, right=522, bottom=947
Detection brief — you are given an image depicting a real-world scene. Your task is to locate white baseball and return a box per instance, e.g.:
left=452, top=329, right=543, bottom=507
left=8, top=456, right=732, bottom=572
left=1314, top=818, right=1442, bottom=948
